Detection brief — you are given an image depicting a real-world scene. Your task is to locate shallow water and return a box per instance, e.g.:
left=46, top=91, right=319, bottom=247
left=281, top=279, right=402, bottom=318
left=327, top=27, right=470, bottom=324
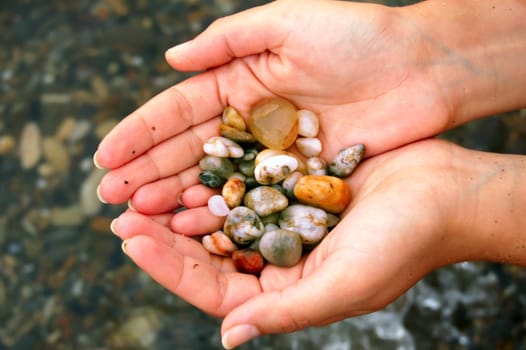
left=1, top=1, right=526, bottom=349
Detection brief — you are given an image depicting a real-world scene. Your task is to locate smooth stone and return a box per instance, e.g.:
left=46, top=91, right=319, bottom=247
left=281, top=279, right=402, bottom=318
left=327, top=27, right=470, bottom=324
left=297, top=109, right=319, bottom=137
left=238, top=148, right=258, bottom=162
left=223, top=206, right=265, bottom=244
left=294, top=175, right=351, bottom=214
left=306, top=156, right=328, bottom=175
left=54, top=117, right=76, bottom=142
left=0, top=134, right=15, bottom=155
left=296, top=137, right=322, bottom=157
left=248, top=98, right=298, bottom=150
left=50, top=205, right=85, bottom=227
left=19, top=122, right=42, bottom=169
left=254, top=154, right=298, bottom=185
left=329, top=144, right=365, bottom=178
left=222, top=106, right=246, bottom=131
left=222, top=177, right=246, bottom=208
left=199, top=155, right=234, bottom=178
left=255, top=149, right=307, bottom=174
left=258, top=229, right=302, bottom=267
left=219, top=124, right=256, bottom=143
left=202, top=231, right=237, bottom=256
left=327, top=213, right=341, bottom=228
left=232, top=249, right=265, bottom=275
left=261, top=212, right=280, bottom=225
left=43, top=137, right=70, bottom=173
left=208, top=195, right=231, bottom=216
left=243, top=186, right=288, bottom=217
left=199, top=171, right=227, bottom=188
left=282, top=171, right=304, bottom=199
left=279, top=204, right=328, bottom=244
left=238, top=160, right=255, bottom=177
left=203, top=136, right=244, bottom=158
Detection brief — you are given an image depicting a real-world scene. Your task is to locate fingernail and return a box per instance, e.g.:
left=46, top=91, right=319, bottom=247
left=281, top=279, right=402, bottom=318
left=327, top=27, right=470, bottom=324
left=96, top=185, right=108, bottom=204
left=177, top=193, right=184, bottom=207
left=121, top=240, right=130, bottom=255
left=93, top=151, right=104, bottom=169
left=222, top=324, right=260, bottom=349
left=166, top=40, right=193, bottom=57
left=110, top=218, right=118, bottom=235
left=127, top=199, right=136, bottom=212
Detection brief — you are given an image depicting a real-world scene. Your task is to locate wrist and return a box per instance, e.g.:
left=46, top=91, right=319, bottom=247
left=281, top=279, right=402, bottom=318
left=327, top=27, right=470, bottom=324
left=446, top=147, right=526, bottom=266
left=403, top=0, right=526, bottom=127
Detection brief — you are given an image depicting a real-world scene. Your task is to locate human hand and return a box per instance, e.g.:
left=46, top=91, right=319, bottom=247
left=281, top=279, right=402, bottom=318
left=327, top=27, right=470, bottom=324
left=110, top=139, right=526, bottom=348
left=94, top=0, right=445, bottom=214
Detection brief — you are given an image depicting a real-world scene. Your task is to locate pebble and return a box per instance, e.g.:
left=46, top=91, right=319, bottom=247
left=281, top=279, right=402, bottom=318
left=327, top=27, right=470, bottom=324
left=243, top=186, right=288, bottom=217
left=54, top=117, right=77, bottom=142
left=223, top=206, right=265, bottom=244
left=203, top=136, right=244, bottom=158
left=219, top=124, right=256, bottom=143
left=254, top=154, right=298, bottom=185
left=221, top=177, right=246, bottom=208
left=306, top=156, right=327, bottom=175
left=199, top=155, right=234, bottom=179
left=329, top=144, right=365, bottom=177
left=199, top=170, right=226, bottom=188
left=248, top=98, right=298, bottom=150
left=281, top=171, right=304, bottom=199
left=232, top=249, right=264, bottom=275
left=222, top=106, right=246, bottom=131
left=207, top=195, right=230, bottom=216
left=296, top=137, right=322, bottom=157
left=19, top=122, right=42, bottom=169
left=279, top=204, right=328, bottom=244
left=294, top=175, right=351, bottom=214
left=202, top=231, right=237, bottom=256
left=297, top=109, right=319, bottom=137
left=50, top=205, right=85, bottom=227
left=43, top=137, right=70, bottom=173
left=258, top=229, right=302, bottom=267
left=0, top=134, right=16, bottom=155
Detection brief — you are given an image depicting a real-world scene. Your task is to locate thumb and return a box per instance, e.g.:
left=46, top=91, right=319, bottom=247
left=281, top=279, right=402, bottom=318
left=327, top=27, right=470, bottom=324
left=165, top=1, right=288, bottom=71
left=219, top=256, right=374, bottom=349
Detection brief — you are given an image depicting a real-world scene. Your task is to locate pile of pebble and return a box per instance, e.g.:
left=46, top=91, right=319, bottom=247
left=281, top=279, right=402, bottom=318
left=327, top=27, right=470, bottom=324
left=197, top=98, right=364, bottom=273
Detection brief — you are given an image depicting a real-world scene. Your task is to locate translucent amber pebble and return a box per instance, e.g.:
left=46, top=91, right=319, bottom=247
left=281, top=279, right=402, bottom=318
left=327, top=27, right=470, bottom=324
left=248, top=98, right=299, bottom=150
left=293, top=175, right=351, bottom=214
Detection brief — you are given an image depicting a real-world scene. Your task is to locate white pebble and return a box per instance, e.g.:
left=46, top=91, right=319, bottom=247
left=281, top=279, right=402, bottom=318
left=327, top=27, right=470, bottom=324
left=80, top=168, right=106, bottom=216
left=19, top=122, right=42, bottom=169
left=306, top=157, right=327, bottom=175
left=203, top=136, right=244, bottom=158
left=207, top=195, right=230, bottom=216
left=254, top=154, right=298, bottom=185
left=296, top=137, right=322, bottom=157
left=43, top=137, right=70, bottom=173
left=297, top=109, right=319, bottom=137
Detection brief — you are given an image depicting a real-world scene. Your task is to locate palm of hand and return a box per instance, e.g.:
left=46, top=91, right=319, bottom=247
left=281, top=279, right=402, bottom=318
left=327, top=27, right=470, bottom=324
left=113, top=139, right=456, bottom=334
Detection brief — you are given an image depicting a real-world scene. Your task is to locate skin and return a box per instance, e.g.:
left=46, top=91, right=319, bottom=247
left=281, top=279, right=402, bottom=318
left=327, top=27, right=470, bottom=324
left=94, top=0, right=526, bottom=347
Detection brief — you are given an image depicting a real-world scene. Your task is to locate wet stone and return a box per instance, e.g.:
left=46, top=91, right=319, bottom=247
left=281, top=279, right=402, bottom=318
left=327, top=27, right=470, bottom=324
left=297, top=109, right=320, bottom=137
left=279, top=204, right=328, bottom=244
left=254, top=154, right=298, bottom=185
left=203, top=136, right=244, bottom=158
left=329, top=144, right=365, bottom=178
left=223, top=206, right=264, bottom=244
left=202, top=231, right=237, bottom=256
left=306, top=156, right=327, bottom=175
left=243, top=186, right=288, bottom=217
left=199, top=171, right=226, bottom=188
left=248, top=98, right=298, bottom=150
left=208, top=195, right=230, bottom=216
left=294, top=175, right=351, bottom=214
left=222, top=106, right=246, bottom=131
left=222, top=177, right=246, bottom=208
left=296, top=137, right=322, bottom=158
left=220, top=124, right=256, bottom=143
left=258, top=229, right=302, bottom=267
left=199, top=155, right=234, bottom=178
left=232, top=249, right=264, bottom=275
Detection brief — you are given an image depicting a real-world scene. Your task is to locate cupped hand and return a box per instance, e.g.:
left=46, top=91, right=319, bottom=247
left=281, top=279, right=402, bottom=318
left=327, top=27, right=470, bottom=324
left=95, top=0, right=455, bottom=214
left=111, top=139, right=476, bottom=349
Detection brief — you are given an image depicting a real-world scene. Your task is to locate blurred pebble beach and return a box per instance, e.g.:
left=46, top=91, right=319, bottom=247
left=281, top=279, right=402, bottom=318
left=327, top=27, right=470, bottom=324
left=1, top=0, right=526, bottom=349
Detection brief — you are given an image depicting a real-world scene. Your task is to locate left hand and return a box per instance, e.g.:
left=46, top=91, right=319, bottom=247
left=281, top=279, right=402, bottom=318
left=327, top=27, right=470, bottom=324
left=111, top=139, right=481, bottom=348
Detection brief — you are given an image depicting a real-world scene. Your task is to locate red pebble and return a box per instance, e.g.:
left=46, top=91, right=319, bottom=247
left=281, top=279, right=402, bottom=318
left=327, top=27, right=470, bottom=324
left=232, top=249, right=265, bottom=275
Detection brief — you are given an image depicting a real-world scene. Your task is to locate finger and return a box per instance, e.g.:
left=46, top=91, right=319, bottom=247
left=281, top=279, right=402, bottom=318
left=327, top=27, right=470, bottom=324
left=123, top=235, right=262, bottom=317
left=129, top=166, right=201, bottom=214
left=220, top=254, right=368, bottom=349
left=97, top=118, right=219, bottom=204
left=180, top=184, right=219, bottom=208
left=94, top=72, right=225, bottom=170
left=165, top=1, right=286, bottom=71
left=171, top=206, right=225, bottom=236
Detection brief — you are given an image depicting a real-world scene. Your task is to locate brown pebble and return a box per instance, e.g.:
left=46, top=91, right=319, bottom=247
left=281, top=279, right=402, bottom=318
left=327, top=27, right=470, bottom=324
left=232, top=249, right=265, bottom=275
left=293, top=175, right=351, bottom=214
